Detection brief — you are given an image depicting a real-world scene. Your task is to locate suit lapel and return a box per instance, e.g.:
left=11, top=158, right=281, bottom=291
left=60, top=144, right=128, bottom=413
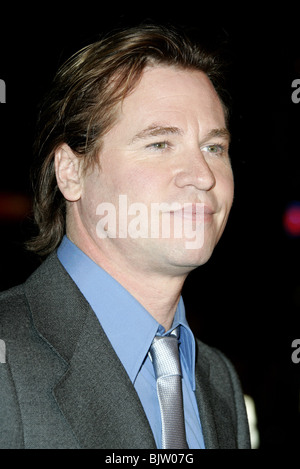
left=194, top=352, right=219, bottom=449
left=25, top=252, right=239, bottom=449
left=53, top=310, right=156, bottom=449
left=25, top=253, right=156, bottom=449
left=194, top=342, right=237, bottom=449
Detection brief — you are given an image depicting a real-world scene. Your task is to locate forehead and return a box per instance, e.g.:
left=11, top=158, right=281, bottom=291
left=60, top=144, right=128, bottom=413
left=116, top=65, right=226, bottom=133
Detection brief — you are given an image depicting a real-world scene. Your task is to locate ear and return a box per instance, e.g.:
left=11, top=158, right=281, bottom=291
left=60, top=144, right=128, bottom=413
left=55, top=143, right=83, bottom=201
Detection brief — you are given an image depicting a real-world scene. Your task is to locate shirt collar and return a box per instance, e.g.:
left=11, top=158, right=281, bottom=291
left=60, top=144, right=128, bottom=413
left=57, top=236, right=196, bottom=389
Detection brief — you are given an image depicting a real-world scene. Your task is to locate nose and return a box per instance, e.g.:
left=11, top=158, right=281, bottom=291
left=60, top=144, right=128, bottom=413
left=174, top=149, right=216, bottom=192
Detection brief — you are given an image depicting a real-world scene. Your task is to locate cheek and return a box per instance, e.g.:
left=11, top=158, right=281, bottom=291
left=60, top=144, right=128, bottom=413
left=116, top=164, right=167, bottom=203
left=82, top=173, right=104, bottom=206
left=78, top=191, right=99, bottom=227
left=79, top=170, right=112, bottom=228
left=217, top=166, right=234, bottom=209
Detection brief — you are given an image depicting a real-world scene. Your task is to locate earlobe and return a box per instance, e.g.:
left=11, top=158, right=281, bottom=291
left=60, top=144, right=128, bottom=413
left=55, top=143, right=83, bottom=201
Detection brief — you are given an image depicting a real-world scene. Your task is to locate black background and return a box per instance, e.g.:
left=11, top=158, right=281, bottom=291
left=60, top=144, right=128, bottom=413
left=0, top=3, right=299, bottom=449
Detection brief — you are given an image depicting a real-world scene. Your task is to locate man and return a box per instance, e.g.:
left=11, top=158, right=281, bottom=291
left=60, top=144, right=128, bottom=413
left=0, top=24, right=250, bottom=449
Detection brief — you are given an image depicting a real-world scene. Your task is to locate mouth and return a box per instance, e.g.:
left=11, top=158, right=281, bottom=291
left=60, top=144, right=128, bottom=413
left=169, top=202, right=215, bottom=222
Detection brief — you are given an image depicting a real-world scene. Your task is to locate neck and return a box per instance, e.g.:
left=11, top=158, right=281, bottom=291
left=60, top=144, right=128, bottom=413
left=66, top=217, right=187, bottom=331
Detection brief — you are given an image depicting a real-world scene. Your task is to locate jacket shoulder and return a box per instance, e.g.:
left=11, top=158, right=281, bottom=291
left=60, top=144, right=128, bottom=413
left=0, top=253, right=79, bottom=449
left=0, top=284, right=30, bottom=448
left=195, top=338, right=245, bottom=405
left=195, top=338, right=251, bottom=449
left=0, top=284, right=30, bottom=334
left=196, top=338, right=240, bottom=385
left=0, top=252, right=66, bottom=332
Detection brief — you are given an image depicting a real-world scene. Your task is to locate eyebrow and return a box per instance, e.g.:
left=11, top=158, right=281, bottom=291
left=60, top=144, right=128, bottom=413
left=130, top=124, right=183, bottom=144
left=130, top=124, right=230, bottom=145
left=200, top=127, right=231, bottom=144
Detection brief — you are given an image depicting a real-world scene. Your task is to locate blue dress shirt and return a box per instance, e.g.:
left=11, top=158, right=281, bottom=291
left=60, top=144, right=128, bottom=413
left=57, top=235, right=205, bottom=449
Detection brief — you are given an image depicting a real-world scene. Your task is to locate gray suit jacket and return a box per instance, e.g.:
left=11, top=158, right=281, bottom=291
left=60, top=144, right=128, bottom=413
left=0, top=252, right=250, bottom=449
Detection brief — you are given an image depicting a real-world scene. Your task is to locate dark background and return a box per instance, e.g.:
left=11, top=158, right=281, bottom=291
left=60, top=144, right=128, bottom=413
left=0, top=4, right=299, bottom=449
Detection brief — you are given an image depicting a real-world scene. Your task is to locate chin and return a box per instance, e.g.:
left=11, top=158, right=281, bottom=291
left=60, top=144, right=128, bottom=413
left=163, top=241, right=216, bottom=274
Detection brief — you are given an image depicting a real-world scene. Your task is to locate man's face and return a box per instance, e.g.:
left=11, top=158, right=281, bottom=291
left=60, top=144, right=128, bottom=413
left=75, top=66, right=234, bottom=277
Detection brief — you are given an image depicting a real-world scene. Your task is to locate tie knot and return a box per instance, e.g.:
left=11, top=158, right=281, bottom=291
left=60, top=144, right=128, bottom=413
left=150, top=333, right=182, bottom=379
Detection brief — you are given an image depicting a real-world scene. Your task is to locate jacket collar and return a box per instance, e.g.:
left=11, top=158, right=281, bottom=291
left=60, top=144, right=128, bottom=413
left=24, top=252, right=156, bottom=449
left=194, top=341, right=237, bottom=449
left=24, top=252, right=237, bottom=449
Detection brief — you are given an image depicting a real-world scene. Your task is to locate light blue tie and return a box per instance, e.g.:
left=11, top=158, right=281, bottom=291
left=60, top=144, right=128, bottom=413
left=149, top=328, right=188, bottom=449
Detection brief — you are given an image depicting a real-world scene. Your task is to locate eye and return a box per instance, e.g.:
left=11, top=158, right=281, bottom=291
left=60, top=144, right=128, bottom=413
left=146, top=141, right=169, bottom=151
left=202, top=144, right=226, bottom=156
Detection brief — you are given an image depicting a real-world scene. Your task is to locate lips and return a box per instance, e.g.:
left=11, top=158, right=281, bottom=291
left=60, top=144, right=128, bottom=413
left=170, top=202, right=215, bottom=222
